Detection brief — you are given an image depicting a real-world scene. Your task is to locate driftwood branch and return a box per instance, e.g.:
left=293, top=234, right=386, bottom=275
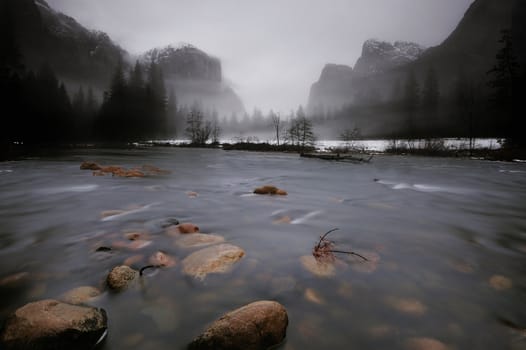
left=139, top=265, right=160, bottom=276
left=313, top=228, right=368, bottom=262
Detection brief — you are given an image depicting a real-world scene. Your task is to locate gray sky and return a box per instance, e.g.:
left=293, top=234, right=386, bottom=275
left=47, top=0, right=473, bottom=114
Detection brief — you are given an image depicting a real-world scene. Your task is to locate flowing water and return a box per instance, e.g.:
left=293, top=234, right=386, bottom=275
left=0, top=148, right=525, bottom=349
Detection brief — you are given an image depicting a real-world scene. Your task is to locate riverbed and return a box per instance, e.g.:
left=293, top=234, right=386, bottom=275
left=0, top=148, right=525, bottom=349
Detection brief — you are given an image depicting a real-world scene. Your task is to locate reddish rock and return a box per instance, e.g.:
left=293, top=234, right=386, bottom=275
left=148, top=251, right=177, bottom=267
left=166, top=222, right=199, bottom=236
left=189, top=300, right=288, bottom=350
left=80, top=161, right=101, bottom=170
left=253, top=185, right=287, bottom=195
left=0, top=299, right=107, bottom=350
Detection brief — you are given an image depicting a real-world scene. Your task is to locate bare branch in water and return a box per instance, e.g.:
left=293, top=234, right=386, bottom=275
left=329, top=250, right=368, bottom=261
left=139, top=265, right=159, bottom=276
left=313, top=228, right=368, bottom=262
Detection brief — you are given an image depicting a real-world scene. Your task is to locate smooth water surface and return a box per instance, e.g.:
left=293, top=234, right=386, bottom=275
left=0, top=148, right=525, bottom=349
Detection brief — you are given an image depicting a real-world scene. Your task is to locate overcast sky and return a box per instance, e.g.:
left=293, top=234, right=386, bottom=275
left=47, top=0, right=473, bottom=114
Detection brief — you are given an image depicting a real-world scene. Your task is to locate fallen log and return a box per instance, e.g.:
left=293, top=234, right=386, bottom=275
left=301, top=152, right=373, bottom=163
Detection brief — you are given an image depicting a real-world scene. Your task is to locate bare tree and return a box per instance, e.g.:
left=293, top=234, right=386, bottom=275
left=340, top=127, right=362, bottom=151
left=185, top=107, right=212, bottom=145
left=270, top=110, right=282, bottom=146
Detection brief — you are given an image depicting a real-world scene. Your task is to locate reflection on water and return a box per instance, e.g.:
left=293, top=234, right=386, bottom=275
left=0, top=148, right=525, bottom=349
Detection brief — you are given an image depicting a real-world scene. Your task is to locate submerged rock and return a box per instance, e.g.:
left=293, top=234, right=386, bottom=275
left=148, top=251, right=177, bottom=267
left=300, top=255, right=335, bottom=277
left=106, top=265, right=138, bottom=291
left=175, top=233, right=225, bottom=248
left=0, top=272, right=29, bottom=286
left=405, top=337, right=450, bottom=350
left=189, top=300, right=288, bottom=350
left=385, top=296, right=427, bottom=316
left=182, top=244, right=245, bottom=280
left=489, top=274, right=513, bottom=291
left=60, top=286, right=101, bottom=305
left=0, top=299, right=107, bottom=350
left=304, top=288, right=325, bottom=305
left=349, top=250, right=380, bottom=273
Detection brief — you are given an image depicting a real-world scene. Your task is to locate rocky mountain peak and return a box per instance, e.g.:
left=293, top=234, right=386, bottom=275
left=318, top=64, right=353, bottom=82
left=354, top=39, right=425, bottom=77
left=141, top=44, right=222, bottom=82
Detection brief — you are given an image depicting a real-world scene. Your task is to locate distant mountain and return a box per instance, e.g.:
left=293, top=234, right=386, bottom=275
left=353, top=39, right=425, bottom=77
left=4, top=0, right=245, bottom=115
left=140, top=44, right=244, bottom=115
left=412, top=0, right=516, bottom=86
left=4, top=0, right=125, bottom=88
left=307, top=39, right=423, bottom=112
left=143, top=44, right=222, bottom=82
left=307, top=0, right=520, bottom=115
left=307, top=64, right=354, bottom=114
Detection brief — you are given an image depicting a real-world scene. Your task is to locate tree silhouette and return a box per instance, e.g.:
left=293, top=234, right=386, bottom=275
left=487, top=29, right=522, bottom=146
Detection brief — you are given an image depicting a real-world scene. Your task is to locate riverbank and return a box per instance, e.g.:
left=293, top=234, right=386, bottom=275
left=2, top=139, right=525, bottom=163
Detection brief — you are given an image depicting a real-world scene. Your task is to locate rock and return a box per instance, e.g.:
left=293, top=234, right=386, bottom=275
left=304, top=288, right=325, bottom=305
left=349, top=250, right=380, bottom=273
left=300, top=255, right=335, bottom=277
left=101, top=210, right=125, bottom=219
left=189, top=300, right=288, bottom=350
left=123, top=254, right=144, bottom=267
left=123, top=333, right=144, bottom=347
left=0, top=299, right=107, bottom=350
left=448, top=260, right=474, bottom=273
left=368, top=325, right=397, bottom=338
left=175, top=233, right=225, bottom=248
left=182, top=244, right=245, bottom=280
left=404, top=337, right=450, bottom=350
left=148, top=251, right=177, bottom=267
left=106, top=265, right=138, bottom=291
left=0, top=272, right=29, bottom=286
left=385, top=296, right=427, bottom=316
left=272, top=216, right=291, bottom=224
left=111, top=239, right=152, bottom=250
left=123, top=231, right=152, bottom=242
left=60, top=286, right=101, bottom=305
left=253, top=185, right=287, bottom=195
left=489, top=274, right=513, bottom=291
left=167, top=223, right=200, bottom=235
left=80, top=161, right=101, bottom=170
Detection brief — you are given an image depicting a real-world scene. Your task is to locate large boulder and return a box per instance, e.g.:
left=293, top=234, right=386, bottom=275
left=0, top=299, right=107, bottom=350
left=182, top=244, right=245, bottom=280
left=106, top=265, right=138, bottom=291
left=189, top=300, right=288, bottom=350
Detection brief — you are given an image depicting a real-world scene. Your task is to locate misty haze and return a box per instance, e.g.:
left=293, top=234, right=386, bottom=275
left=1, top=1, right=525, bottom=349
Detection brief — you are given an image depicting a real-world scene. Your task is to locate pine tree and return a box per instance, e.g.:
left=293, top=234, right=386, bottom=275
left=487, top=29, right=521, bottom=145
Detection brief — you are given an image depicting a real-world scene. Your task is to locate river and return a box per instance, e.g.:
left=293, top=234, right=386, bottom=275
left=0, top=147, right=525, bottom=349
